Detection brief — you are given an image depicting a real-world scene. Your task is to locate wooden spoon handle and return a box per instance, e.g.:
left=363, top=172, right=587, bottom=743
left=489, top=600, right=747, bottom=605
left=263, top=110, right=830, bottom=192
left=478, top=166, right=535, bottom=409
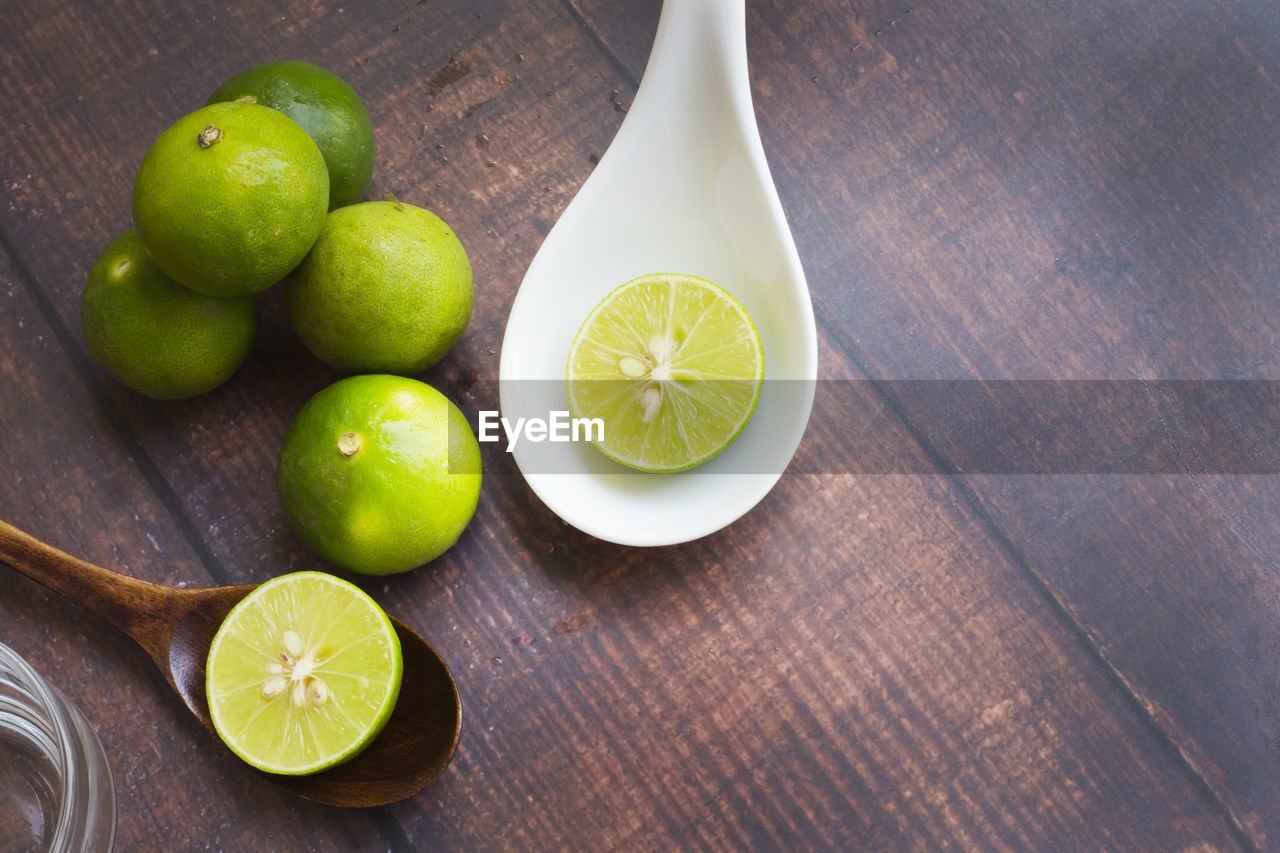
left=0, top=518, right=179, bottom=648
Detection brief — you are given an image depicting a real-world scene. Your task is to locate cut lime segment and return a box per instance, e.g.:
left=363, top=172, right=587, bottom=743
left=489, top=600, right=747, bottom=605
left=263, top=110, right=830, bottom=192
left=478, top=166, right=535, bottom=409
left=567, top=273, right=764, bottom=472
left=206, top=571, right=403, bottom=775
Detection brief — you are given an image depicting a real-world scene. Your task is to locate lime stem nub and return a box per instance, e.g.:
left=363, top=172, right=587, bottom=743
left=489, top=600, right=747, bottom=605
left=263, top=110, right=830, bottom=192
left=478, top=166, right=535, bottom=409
left=197, top=125, right=223, bottom=148
left=338, top=432, right=362, bottom=457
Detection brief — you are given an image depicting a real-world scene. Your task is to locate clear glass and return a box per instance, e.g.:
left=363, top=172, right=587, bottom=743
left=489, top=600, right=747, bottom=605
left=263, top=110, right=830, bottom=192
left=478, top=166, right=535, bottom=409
left=0, top=643, right=115, bottom=852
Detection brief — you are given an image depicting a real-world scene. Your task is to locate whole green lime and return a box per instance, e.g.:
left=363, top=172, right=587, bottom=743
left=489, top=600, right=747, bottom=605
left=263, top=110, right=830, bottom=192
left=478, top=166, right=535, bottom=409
left=207, top=60, right=375, bottom=210
left=81, top=228, right=257, bottom=399
left=277, top=374, right=482, bottom=575
left=285, top=200, right=473, bottom=374
left=132, top=101, right=329, bottom=297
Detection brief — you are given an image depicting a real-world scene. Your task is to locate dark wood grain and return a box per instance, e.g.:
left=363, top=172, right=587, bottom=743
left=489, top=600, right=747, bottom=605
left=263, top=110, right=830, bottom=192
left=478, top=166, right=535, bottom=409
left=1, top=0, right=1277, bottom=849
left=753, top=1, right=1280, bottom=845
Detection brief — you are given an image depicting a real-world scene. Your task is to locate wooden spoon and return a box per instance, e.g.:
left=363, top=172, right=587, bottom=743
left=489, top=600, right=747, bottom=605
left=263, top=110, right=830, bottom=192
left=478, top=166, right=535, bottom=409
left=0, top=518, right=461, bottom=808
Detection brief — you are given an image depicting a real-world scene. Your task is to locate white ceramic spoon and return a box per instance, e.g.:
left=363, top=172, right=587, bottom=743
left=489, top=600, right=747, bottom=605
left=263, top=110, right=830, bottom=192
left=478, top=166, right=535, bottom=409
left=498, top=0, right=817, bottom=546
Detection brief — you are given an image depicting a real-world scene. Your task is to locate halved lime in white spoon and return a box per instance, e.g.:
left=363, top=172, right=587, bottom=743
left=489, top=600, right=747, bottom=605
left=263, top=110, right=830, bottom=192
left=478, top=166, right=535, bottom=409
left=567, top=273, right=764, bottom=472
left=206, top=571, right=403, bottom=775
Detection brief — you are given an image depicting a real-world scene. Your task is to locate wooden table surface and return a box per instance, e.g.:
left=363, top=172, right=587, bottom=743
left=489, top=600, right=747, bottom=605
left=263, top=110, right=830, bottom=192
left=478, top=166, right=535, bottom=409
left=3, top=0, right=1279, bottom=850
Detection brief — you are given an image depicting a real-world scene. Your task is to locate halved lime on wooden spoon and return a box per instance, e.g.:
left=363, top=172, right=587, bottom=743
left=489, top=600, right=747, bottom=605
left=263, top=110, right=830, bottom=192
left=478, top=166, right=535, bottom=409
left=206, top=571, right=403, bottom=776
left=567, top=273, right=764, bottom=472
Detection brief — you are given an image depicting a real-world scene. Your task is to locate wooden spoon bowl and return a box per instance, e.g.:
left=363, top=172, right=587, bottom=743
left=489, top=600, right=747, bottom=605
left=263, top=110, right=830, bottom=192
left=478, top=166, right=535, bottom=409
left=0, top=518, right=460, bottom=808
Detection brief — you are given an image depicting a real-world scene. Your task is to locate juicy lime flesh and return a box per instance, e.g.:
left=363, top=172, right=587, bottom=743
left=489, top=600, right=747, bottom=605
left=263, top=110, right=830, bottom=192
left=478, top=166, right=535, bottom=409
left=206, top=572, right=403, bottom=775
left=277, top=375, right=483, bottom=575
left=284, top=201, right=473, bottom=374
left=81, top=228, right=257, bottom=399
left=132, top=101, right=329, bottom=297
left=207, top=60, right=375, bottom=210
left=567, top=273, right=764, bottom=472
